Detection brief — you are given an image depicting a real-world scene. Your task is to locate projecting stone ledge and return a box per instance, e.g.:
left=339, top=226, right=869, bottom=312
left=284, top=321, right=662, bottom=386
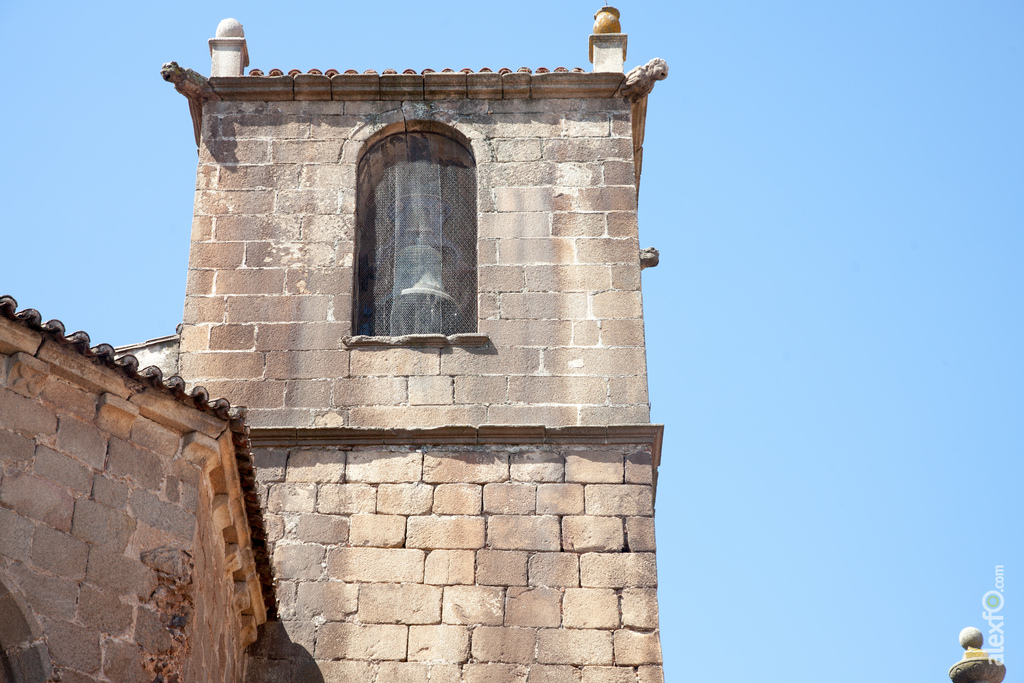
left=343, top=333, right=491, bottom=348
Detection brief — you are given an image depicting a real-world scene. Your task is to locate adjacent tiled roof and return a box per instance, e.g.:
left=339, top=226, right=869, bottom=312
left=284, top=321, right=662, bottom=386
left=0, top=295, right=275, bottom=615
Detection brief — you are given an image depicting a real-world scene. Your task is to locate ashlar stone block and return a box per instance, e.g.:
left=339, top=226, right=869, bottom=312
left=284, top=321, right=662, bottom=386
left=565, top=451, right=623, bottom=484
left=504, top=587, right=561, bottom=628
left=561, top=516, right=624, bottom=553
left=613, top=630, right=663, bottom=666
left=349, top=514, right=406, bottom=547
left=345, top=449, right=422, bottom=483
left=432, top=483, right=482, bottom=515
left=536, top=628, right=613, bottom=666
left=484, top=483, right=536, bottom=515
left=638, top=666, right=665, bottom=683
left=625, top=517, right=656, bottom=552
left=463, top=663, right=530, bottom=683
left=580, top=553, right=657, bottom=589
left=377, top=483, right=434, bottom=515
left=317, top=483, right=375, bottom=514
left=295, top=581, right=359, bottom=620
left=510, top=451, right=564, bottom=483
left=423, top=450, right=509, bottom=484
left=407, top=516, right=485, bottom=550
left=620, top=588, right=660, bottom=629
left=476, top=550, right=528, bottom=586
left=471, top=626, right=536, bottom=664
left=584, top=485, right=653, bottom=517
left=487, top=515, right=561, bottom=551
left=536, top=484, right=584, bottom=515
left=424, top=549, right=475, bottom=586
left=284, top=449, right=344, bottom=483
left=528, top=553, right=579, bottom=588
left=358, top=584, right=441, bottom=624
left=272, top=543, right=324, bottom=580
left=563, top=588, right=619, bottom=630
left=580, top=667, right=635, bottom=683
left=327, top=547, right=424, bottom=583
left=316, top=623, right=408, bottom=660
left=442, top=585, right=504, bottom=626
left=407, top=625, right=470, bottom=662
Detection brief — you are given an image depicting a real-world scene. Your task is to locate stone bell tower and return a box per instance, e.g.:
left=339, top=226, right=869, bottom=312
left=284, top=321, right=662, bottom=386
left=166, top=6, right=669, bottom=680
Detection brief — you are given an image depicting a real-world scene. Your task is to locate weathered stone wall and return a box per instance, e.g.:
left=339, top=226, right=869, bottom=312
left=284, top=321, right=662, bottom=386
left=246, top=442, right=663, bottom=682
left=0, top=316, right=264, bottom=682
left=180, top=97, right=649, bottom=429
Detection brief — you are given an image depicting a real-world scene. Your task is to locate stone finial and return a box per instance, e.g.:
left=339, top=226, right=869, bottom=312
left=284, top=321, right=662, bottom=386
left=590, top=6, right=627, bottom=73
left=960, top=627, right=985, bottom=650
left=209, top=18, right=249, bottom=77
left=594, top=6, right=621, bottom=33
left=949, top=627, right=1006, bottom=683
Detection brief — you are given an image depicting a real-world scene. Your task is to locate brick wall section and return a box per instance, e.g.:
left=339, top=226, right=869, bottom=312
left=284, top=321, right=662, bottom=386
left=246, top=444, right=663, bottom=682
left=0, top=316, right=265, bottom=682
left=180, top=98, right=650, bottom=429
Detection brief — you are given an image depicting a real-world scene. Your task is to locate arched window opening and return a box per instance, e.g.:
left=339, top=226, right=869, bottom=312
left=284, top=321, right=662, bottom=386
left=354, top=130, right=477, bottom=337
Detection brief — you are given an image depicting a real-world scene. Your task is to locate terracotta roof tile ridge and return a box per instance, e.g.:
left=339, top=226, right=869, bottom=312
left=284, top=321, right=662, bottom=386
left=0, top=295, right=242, bottom=422
left=243, top=67, right=592, bottom=77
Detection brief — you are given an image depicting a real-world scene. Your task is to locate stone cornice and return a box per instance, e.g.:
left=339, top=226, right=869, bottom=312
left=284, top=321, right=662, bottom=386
left=207, top=71, right=627, bottom=101
left=250, top=423, right=659, bottom=445
left=253, top=423, right=661, bottom=464
left=250, top=424, right=665, bottom=497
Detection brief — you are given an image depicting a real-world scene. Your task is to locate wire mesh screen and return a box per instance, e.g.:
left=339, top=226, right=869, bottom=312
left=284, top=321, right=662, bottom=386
left=355, top=132, right=477, bottom=337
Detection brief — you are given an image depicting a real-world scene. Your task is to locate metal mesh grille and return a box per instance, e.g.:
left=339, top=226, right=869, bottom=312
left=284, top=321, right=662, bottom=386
left=355, top=132, right=477, bottom=337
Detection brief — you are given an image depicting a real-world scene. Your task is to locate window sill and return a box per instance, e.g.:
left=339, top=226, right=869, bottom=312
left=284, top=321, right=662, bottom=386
left=342, top=333, right=491, bottom=348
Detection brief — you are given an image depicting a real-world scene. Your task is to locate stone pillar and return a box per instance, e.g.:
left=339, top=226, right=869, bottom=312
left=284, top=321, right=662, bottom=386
left=590, top=6, right=627, bottom=73
left=209, top=18, right=249, bottom=78
left=948, top=627, right=1006, bottom=683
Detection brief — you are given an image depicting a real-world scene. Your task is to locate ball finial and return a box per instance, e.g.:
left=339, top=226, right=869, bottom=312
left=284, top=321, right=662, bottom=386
left=215, top=18, right=244, bottom=38
left=593, top=6, right=621, bottom=34
left=960, top=627, right=984, bottom=650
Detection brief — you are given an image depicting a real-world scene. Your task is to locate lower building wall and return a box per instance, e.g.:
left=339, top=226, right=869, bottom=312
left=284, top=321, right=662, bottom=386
left=247, top=442, right=664, bottom=682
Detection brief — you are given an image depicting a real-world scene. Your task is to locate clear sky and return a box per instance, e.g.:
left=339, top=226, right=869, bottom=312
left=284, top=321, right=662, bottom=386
left=1, top=1, right=1020, bottom=680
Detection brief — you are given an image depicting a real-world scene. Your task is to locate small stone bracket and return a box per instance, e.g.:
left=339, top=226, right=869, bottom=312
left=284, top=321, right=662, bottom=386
left=640, top=247, right=660, bottom=270
left=342, top=333, right=491, bottom=348
left=0, top=351, right=48, bottom=399
left=161, top=61, right=220, bottom=148
left=96, top=392, right=139, bottom=440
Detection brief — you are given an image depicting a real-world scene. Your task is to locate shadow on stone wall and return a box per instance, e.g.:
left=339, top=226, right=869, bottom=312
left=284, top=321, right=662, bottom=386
left=245, top=621, right=323, bottom=683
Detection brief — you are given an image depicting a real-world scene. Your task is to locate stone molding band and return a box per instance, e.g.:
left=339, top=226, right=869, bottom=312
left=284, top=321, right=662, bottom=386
left=342, top=333, right=492, bottom=348
left=252, top=423, right=662, bottom=471
left=208, top=71, right=629, bottom=101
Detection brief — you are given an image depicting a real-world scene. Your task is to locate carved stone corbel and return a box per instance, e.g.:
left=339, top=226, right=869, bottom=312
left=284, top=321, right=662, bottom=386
left=161, top=61, right=220, bottom=147
left=0, top=352, right=48, bottom=399
left=618, top=58, right=669, bottom=193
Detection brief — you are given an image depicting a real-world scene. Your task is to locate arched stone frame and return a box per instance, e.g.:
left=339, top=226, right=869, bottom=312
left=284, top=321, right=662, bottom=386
left=352, top=119, right=480, bottom=338
left=0, top=572, right=50, bottom=683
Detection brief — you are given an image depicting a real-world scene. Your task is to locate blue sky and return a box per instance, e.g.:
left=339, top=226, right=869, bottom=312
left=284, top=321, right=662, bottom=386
left=1, top=1, right=1020, bottom=680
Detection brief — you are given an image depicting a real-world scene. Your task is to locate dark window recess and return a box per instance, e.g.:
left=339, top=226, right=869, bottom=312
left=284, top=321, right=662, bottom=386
left=355, top=132, right=477, bottom=337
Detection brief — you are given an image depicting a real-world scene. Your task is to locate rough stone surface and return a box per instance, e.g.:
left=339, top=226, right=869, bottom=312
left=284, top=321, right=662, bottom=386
left=0, top=319, right=264, bottom=683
